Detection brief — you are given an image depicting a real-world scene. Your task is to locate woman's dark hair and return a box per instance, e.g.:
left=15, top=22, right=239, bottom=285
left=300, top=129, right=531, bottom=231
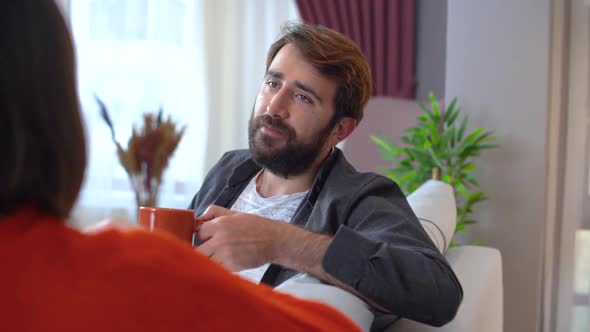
left=0, top=0, right=86, bottom=218
left=266, top=23, right=373, bottom=124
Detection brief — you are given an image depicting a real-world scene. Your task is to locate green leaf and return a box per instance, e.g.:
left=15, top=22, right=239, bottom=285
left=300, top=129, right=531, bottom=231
left=457, top=116, right=468, bottom=141
left=449, top=126, right=457, bottom=148
left=461, top=163, right=478, bottom=172
left=463, top=127, right=485, bottom=145
left=454, top=130, right=492, bottom=159
left=371, top=135, right=395, bottom=152
left=392, top=147, right=405, bottom=155
left=419, top=102, right=434, bottom=120
left=405, top=127, right=417, bottom=134
left=458, top=174, right=477, bottom=187
left=467, top=191, right=484, bottom=204
left=456, top=182, right=469, bottom=198
left=440, top=126, right=454, bottom=151
left=385, top=171, right=406, bottom=186
left=464, top=177, right=479, bottom=187
left=446, top=106, right=461, bottom=127
left=400, top=159, right=413, bottom=168
left=443, top=98, right=458, bottom=122
left=429, top=92, right=441, bottom=122
left=455, top=223, right=467, bottom=233
left=398, top=170, right=417, bottom=183
left=428, top=121, right=440, bottom=146
left=427, top=147, right=444, bottom=169
left=471, top=131, right=494, bottom=147
left=400, top=136, right=413, bottom=145
left=478, top=144, right=499, bottom=150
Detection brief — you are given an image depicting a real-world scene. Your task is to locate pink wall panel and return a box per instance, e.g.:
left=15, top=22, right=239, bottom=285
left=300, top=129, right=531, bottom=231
left=342, top=97, right=422, bottom=174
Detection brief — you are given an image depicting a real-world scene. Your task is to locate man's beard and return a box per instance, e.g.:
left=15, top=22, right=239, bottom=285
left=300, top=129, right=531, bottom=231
left=248, top=113, right=336, bottom=178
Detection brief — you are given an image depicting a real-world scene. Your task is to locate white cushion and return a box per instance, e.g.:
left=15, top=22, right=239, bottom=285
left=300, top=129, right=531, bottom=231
left=406, top=180, right=457, bottom=253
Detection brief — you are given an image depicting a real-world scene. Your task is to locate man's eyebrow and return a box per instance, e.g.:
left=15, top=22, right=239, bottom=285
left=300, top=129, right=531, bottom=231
left=267, top=70, right=284, bottom=79
left=266, top=70, right=322, bottom=103
left=294, top=81, right=322, bottom=103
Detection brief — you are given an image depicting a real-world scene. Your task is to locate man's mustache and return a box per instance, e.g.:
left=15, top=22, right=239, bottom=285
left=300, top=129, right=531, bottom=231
left=254, top=115, right=295, bottom=137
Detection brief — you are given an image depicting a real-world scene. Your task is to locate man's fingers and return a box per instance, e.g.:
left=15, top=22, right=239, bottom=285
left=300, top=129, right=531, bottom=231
left=195, top=227, right=235, bottom=271
left=194, top=220, right=207, bottom=233
left=196, top=219, right=217, bottom=241
left=196, top=205, right=232, bottom=222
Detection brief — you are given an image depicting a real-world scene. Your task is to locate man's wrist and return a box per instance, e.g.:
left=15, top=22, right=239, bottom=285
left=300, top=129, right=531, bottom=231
left=271, top=223, right=332, bottom=277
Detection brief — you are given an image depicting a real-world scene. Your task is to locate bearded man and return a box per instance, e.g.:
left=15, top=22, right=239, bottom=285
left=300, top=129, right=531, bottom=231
left=190, top=23, right=462, bottom=332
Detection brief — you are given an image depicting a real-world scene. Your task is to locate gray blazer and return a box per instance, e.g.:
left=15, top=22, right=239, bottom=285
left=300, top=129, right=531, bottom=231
left=189, top=148, right=463, bottom=331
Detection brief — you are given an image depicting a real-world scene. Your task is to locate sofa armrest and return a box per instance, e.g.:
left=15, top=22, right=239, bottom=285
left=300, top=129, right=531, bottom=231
left=386, top=245, right=503, bottom=332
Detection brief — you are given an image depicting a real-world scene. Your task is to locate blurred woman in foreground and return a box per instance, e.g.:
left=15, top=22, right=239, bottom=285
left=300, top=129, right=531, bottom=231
left=0, top=1, right=360, bottom=331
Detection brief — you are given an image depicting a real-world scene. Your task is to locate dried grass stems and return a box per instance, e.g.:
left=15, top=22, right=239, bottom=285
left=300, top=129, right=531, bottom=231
left=96, top=95, right=186, bottom=207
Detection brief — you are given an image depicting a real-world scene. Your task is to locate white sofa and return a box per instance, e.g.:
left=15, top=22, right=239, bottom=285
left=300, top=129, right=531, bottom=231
left=388, top=180, right=503, bottom=332
left=278, top=180, right=503, bottom=332
left=387, top=245, right=503, bottom=332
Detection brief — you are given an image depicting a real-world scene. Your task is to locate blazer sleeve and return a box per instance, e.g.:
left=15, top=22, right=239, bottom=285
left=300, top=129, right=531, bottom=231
left=322, top=176, right=463, bottom=327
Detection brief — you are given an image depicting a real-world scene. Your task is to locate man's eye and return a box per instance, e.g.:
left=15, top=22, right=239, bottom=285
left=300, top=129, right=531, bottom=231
left=266, top=81, right=278, bottom=88
left=297, top=94, right=312, bottom=104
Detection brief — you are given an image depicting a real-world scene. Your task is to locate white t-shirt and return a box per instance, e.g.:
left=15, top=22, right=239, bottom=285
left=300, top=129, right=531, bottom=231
left=231, top=172, right=308, bottom=283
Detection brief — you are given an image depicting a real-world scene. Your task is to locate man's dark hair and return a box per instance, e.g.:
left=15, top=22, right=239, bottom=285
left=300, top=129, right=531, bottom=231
left=0, top=0, right=86, bottom=218
left=266, top=23, right=372, bottom=124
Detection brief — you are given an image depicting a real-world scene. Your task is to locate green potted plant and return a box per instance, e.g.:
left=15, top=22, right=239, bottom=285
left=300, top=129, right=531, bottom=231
left=371, top=92, right=499, bottom=246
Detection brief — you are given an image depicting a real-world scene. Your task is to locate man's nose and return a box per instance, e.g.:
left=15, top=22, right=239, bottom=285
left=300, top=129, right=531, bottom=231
left=266, top=88, right=289, bottom=118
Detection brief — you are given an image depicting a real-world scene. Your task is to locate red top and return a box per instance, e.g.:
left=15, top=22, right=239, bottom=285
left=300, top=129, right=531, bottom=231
left=0, top=208, right=360, bottom=332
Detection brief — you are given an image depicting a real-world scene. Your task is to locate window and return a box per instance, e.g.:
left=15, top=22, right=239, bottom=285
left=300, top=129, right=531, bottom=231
left=71, top=0, right=207, bottom=219
left=67, top=0, right=300, bottom=224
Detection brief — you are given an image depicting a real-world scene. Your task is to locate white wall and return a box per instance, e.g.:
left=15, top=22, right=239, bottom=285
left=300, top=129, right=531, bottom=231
left=445, top=1, right=551, bottom=331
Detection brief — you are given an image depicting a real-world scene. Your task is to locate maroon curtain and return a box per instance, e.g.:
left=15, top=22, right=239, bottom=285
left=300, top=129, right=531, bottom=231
left=296, top=0, right=416, bottom=99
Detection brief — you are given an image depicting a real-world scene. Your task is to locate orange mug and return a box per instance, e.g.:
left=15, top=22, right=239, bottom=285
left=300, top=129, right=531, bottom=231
left=138, top=207, right=196, bottom=243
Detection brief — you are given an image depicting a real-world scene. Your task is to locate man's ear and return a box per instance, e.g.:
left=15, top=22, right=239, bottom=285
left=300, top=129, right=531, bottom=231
left=330, top=117, right=357, bottom=145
